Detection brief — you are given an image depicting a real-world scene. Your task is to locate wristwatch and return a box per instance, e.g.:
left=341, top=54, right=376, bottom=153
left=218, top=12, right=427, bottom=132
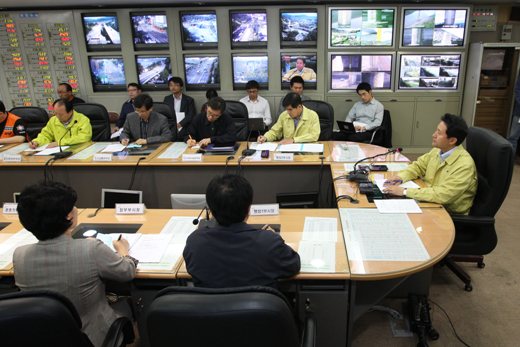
left=403, top=188, right=407, bottom=196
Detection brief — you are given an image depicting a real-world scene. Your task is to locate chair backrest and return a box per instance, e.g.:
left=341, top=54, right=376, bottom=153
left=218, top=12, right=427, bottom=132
left=108, top=111, right=119, bottom=124
left=0, top=290, right=94, bottom=347
left=302, top=100, right=334, bottom=141
left=146, top=286, right=300, bottom=347
left=73, top=103, right=110, bottom=141
left=170, top=194, right=206, bottom=209
left=466, top=126, right=514, bottom=217
left=370, top=110, right=392, bottom=148
left=9, top=106, right=49, bottom=140
left=224, top=100, right=249, bottom=141
left=153, top=102, right=178, bottom=142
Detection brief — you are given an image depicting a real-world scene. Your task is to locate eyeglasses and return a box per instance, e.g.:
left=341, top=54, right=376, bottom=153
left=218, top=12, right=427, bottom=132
left=128, top=88, right=139, bottom=93
left=207, top=111, right=221, bottom=119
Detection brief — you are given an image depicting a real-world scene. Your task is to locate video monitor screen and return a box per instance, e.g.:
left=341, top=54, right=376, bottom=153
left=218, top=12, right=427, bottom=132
left=231, top=13, right=267, bottom=42
left=331, top=54, right=392, bottom=90
left=281, top=55, right=317, bottom=82
left=232, top=56, right=268, bottom=83
left=89, top=57, right=126, bottom=91
left=402, top=9, right=467, bottom=47
left=136, top=57, right=172, bottom=85
left=281, top=12, right=318, bottom=42
left=82, top=15, right=120, bottom=45
left=181, top=13, right=218, bottom=43
left=184, top=56, right=220, bottom=91
left=330, top=9, right=394, bottom=47
left=399, top=54, right=461, bottom=90
left=131, top=14, right=168, bottom=45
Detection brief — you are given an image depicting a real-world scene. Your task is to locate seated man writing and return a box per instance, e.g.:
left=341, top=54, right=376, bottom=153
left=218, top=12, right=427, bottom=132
left=258, top=92, right=319, bottom=145
left=185, top=97, right=237, bottom=148
left=121, top=93, right=171, bottom=145
left=384, top=114, right=477, bottom=215
left=183, top=174, right=301, bottom=288
left=30, top=98, right=92, bottom=149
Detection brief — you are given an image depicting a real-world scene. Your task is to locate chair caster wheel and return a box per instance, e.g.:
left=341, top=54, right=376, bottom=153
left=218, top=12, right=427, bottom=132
left=465, top=284, right=473, bottom=292
left=428, top=329, right=439, bottom=340
left=477, top=262, right=485, bottom=268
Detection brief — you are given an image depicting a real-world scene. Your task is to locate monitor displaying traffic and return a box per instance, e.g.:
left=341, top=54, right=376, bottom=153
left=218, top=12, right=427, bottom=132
left=131, top=15, right=169, bottom=44
left=82, top=15, right=121, bottom=45
left=136, top=57, right=172, bottom=85
left=89, top=57, right=126, bottom=86
left=231, top=13, right=268, bottom=42
left=399, top=54, right=461, bottom=89
left=281, top=12, right=318, bottom=42
left=184, top=56, right=220, bottom=85
left=232, top=56, right=268, bottom=83
left=402, top=9, right=467, bottom=47
left=181, top=14, right=218, bottom=43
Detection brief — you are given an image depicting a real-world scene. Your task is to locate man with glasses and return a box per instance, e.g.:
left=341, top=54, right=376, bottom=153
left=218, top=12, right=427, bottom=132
left=185, top=97, right=237, bottom=148
left=240, top=80, right=271, bottom=130
left=57, top=83, right=85, bottom=106
left=120, top=94, right=171, bottom=145
left=112, top=82, right=142, bottom=134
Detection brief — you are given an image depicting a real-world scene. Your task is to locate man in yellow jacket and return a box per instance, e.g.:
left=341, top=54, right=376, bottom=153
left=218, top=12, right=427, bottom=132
left=30, top=99, right=92, bottom=149
left=384, top=114, right=477, bottom=215
left=257, top=92, right=320, bottom=145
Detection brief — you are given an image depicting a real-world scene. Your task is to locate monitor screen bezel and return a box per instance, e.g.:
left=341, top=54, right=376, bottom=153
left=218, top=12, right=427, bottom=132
left=279, top=9, right=318, bottom=49
left=328, top=7, right=397, bottom=49
left=135, top=55, right=172, bottom=92
left=183, top=54, right=221, bottom=92
left=81, top=12, right=121, bottom=52
left=281, top=53, right=317, bottom=90
left=179, top=11, right=219, bottom=50
left=231, top=54, right=269, bottom=91
left=101, top=189, right=143, bottom=208
left=229, top=10, right=268, bottom=50
left=130, top=11, right=169, bottom=51
left=88, top=56, right=127, bottom=92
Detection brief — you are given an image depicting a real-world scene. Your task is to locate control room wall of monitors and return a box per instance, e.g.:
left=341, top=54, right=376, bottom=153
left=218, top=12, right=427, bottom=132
left=280, top=10, right=318, bottom=48
left=89, top=57, right=127, bottom=92
left=330, top=54, right=394, bottom=91
left=281, top=54, right=317, bottom=90
left=180, top=11, right=218, bottom=50
left=130, top=12, right=169, bottom=51
left=329, top=8, right=396, bottom=48
left=136, top=56, right=172, bottom=91
left=401, top=8, right=469, bottom=48
left=232, top=55, right=268, bottom=90
left=82, top=13, right=121, bottom=52
left=397, top=54, right=463, bottom=91
left=230, top=10, right=268, bottom=49
left=184, top=55, right=220, bottom=92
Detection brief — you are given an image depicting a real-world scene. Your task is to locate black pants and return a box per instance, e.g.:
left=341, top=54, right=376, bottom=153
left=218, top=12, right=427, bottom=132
left=333, top=130, right=375, bottom=143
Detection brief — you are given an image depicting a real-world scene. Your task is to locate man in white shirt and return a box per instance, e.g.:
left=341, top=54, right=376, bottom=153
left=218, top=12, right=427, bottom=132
left=239, top=80, right=272, bottom=131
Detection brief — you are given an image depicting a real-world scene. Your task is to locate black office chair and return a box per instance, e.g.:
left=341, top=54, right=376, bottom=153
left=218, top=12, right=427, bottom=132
left=302, top=100, right=334, bottom=141
left=9, top=106, right=49, bottom=140
left=145, top=286, right=316, bottom=347
left=74, top=103, right=111, bottom=141
left=443, top=126, right=514, bottom=291
left=0, top=289, right=134, bottom=347
left=153, top=102, right=178, bottom=142
left=362, top=109, right=392, bottom=148
left=224, top=100, right=249, bottom=141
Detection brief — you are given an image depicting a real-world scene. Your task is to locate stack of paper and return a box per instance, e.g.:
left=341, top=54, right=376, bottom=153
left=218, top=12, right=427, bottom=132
left=96, top=233, right=142, bottom=252
left=0, top=229, right=38, bottom=269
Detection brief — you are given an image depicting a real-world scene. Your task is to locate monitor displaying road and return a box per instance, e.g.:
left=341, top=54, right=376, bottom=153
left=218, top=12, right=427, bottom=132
left=137, top=57, right=172, bottom=85
left=185, top=57, right=220, bottom=84
left=83, top=16, right=121, bottom=45
left=231, top=13, right=267, bottom=42
left=181, top=14, right=218, bottom=43
left=132, top=15, right=169, bottom=44
left=90, top=58, right=126, bottom=85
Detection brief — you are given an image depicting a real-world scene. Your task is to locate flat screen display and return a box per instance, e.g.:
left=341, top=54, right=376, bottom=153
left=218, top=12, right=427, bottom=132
left=330, top=9, right=394, bottom=47
left=184, top=56, right=220, bottom=85
left=131, top=14, right=168, bottom=44
left=399, top=54, right=461, bottom=90
left=136, top=57, right=172, bottom=85
left=231, top=13, right=267, bottom=42
left=281, top=12, right=318, bottom=42
left=181, top=13, right=218, bottom=43
left=82, top=15, right=120, bottom=46
left=232, top=56, right=268, bottom=83
left=331, top=54, right=392, bottom=90
left=89, top=57, right=126, bottom=91
left=281, top=55, right=317, bottom=82
left=402, top=9, right=467, bottom=47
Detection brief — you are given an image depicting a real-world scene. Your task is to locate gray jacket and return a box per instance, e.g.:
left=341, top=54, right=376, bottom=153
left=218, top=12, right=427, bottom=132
left=121, top=110, right=171, bottom=144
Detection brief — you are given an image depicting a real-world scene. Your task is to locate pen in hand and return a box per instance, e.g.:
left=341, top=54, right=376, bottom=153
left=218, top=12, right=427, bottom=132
left=117, top=234, right=122, bottom=241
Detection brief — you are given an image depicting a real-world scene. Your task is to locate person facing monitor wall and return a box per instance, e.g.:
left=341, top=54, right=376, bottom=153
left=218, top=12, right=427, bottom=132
left=278, top=76, right=311, bottom=116
left=120, top=93, right=171, bottom=146
left=0, top=100, right=27, bottom=144
left=163, top=76, right=197, bottom=139
left=200, top=88, right=219, bottom=114
left=112, top=82, right=142, bottom=134
left=239, top=80, right=272, bottom=129
left=282, top=56, right=316, bottom=82
left=258, top=92, right=319, bottom=144
left=183, top=174, right=300, bottom=289
left=57, top=83, right=85, bottom=106
left=333, top=82, right=384, bottom=143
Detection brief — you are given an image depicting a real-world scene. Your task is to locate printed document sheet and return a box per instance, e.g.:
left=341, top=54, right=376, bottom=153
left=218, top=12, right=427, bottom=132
left=159, top=216, right=198, bottom=244
left=129, top=234, right=173, bottom=262
left=158, top=142, right=188, bottom=159
left=339, top=209, right=429, bottom=261
left=298, top=241, right=336, bottom=273
left=68, top=143, right=111, bottom=160
left=35, top=146, right=69, bottom=156
left=374, top=179, right=420, bottom=193
left=250, top=142, right=278, bottom=151
left=337, top=144, right=365, bottom=162
left=96, top=233, right=142, bottom=252
left=101, top=144, right=127, bottom=153
left=137, top=244, right=185, bottom=271
left=302, top=217, right=338, bottom=242
left=1, top=143, right=30, bottom=156
left=0, top=229, right=38, bottom=269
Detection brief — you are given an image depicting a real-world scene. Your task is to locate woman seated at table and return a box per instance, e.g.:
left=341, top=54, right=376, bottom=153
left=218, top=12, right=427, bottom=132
left=13, top=181, right=138, bottom=347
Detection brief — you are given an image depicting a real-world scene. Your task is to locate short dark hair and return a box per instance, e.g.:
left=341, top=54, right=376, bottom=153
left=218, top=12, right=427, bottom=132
left=246, top=80, right=260, bottom=90
left=128, top=82, right=141, bottom=90
left=0, top=100, right=5, bottom=113
left=206, top=174, right=253, bottom=226
left=54, top=98, right=73, bottom=113
left=296, top=56, right=306, bottom=64
left=207, top=97, right=226, bottom=113
left=356, top=82, right=372, bottom=94
left=290, top=76, right=305, bottom=87
left=441, top=113, right=468, bottom=145
left=17, top=181, right=77, bottom=241
left=206, top=88, right=218, bottom=99
left=133, top=93, right=153, bottom=110
left=59, top=83, right=72, bottom=92
left=282, top=92, right=302, bottom=109
left=168, top=77, right=184, bottom=87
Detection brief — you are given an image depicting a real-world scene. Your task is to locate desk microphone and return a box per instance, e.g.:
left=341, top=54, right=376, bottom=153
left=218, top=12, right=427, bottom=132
left=193, top=206, right=217, bottom=228
left=348, top=148, right=403, bottom=182
left=242, top=123, right=259, bottom=157
left=54, top=120, right=78, bottom=159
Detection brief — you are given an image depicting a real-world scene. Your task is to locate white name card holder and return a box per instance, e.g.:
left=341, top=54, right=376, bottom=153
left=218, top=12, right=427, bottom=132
left=273, top=153, right=294, bottom=161
left=182, top=153, right=203, bottom=162
left=2, top=154, right=22, bottom=163
left=115, top=203, right=145, bottom=215
left=93, top=153, right=113, bottom=162
left=250, top=204, right=280, bottom=216
left=3, top=203, right=18, bottom=214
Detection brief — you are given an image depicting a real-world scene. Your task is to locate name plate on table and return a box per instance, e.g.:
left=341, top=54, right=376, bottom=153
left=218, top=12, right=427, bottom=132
left=115, top=203, right=145, bottom=215
left=3, top=203, right=17, bottom=214
left=250, top=204, right=280, bottom=216
left=182, top=153, right=203, bottom=162
left=273, top=153, right=294, bottom=161
left=2, top=154, right=22, bottom=162
left=93, top=153, right=112, bottom=162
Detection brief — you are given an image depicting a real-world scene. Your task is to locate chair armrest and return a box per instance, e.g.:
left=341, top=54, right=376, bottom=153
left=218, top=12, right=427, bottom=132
left=451, top=215, right=495, bottom=228
left=102, top=317, right=135, bottom=347
left=301, top=313, right=317, bottom=347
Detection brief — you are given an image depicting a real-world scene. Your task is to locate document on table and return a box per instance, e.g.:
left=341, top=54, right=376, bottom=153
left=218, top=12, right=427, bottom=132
left=302, top=217, right=338, bottom=242
left=374, top=200, right=422, bottom=214
left=374, top=179, right=420, bottom=193
left=337, top=144, right=365, bottom=162
left=159, top=216, right=198, bottom=244
left=250, top=142, right=278, bottom=151
left=35, top=146, right=70, bottom=156
left=276, top=143, right=303, bottom=152
left=129, top=234, right=174, bottom=263
left=158, top=142, right=188, bottom=159
left=301, top=143, right=324, bottom=153
left=344, top=162, right=409, bottom=171
left=101, top=143, right=127, bottom=153
left=96, top=233, right=142, bottom=252
left=68, top=143, right=111, bottom=160
left=339, top=209, right=429, bottom=261
left=24, top=143, right=49, bottom=152
left=298, top=241, right=336, bottom=273
left=110, top=128, right=123, bottom=139
left=137, top=244, right=185, bottom=271
left=0, top=229, right=38, bottom=269
left=0, top=143, right=30, bottom=158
